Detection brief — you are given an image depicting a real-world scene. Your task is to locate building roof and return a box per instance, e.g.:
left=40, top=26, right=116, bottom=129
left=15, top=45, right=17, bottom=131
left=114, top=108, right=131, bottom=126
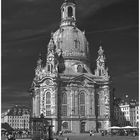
left=53, top=26, right=89, bottom=60
left=7, top=105, right=31, bottom=116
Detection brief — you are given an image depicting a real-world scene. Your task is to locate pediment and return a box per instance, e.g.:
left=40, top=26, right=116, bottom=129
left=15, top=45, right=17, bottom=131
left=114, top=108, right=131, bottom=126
left=33, top=77, right=56, bottom=86
left=42, top=78, right=54, bottom=86
left=69, top=74, right=96, bottom=87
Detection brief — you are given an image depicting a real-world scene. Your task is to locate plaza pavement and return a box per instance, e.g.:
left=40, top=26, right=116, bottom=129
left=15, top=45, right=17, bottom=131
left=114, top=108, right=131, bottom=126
left=56, top=133, right=139, bottom=140
left=2, top=134, right=139, bottom=140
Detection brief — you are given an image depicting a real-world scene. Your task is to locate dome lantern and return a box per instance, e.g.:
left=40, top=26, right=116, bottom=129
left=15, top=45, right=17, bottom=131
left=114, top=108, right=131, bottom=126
left=52, top=0, right=90, bottom=60
left=60, top=0, right=76, bottom=27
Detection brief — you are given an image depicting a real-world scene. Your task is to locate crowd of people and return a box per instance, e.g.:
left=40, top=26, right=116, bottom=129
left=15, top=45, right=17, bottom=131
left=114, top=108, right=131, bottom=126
left=1, top=129, right=31, bottom=140
left=109, top=129, right=139, bottom=136
left=88, top=129, right=139, bottom=137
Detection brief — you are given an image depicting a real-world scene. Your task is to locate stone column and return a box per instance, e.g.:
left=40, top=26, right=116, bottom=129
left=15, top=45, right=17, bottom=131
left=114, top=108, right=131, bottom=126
left=70, top=90, right=73, bottom=131
left=36, top=95, right=40, bottom=117
left=75, top=90, right=78, bottom=115
left=72, top=91, right=75, bottom=115
left=103, top=85, right=111, bottom=129
left=92, top=89, right=95, bottom=117
left=34, top=95, right=37, bottom=117
left=32, top=96, right=35, bottom=117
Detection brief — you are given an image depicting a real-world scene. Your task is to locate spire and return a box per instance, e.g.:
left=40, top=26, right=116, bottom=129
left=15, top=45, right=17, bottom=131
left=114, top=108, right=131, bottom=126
left=98, top=40, right=104, bottom=56
left=47, top=34, right=55, bottom=53
left=97, top=44, right=105, bottom=65
left=46, top=35, right=58, bottom=74
left=35, top=53, right=42, bottom=79
left=60, top=0, right=76, bottom=27
left=36, top=53, right=42, bottom=67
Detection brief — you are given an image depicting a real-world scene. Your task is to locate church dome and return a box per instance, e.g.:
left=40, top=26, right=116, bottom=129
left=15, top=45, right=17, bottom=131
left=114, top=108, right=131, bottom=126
left=53, top=26, right=89, bottom=60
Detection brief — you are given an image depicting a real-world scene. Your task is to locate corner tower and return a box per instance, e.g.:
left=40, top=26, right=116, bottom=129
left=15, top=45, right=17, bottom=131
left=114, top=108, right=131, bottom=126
left=95, top=45, right=109, bottom=79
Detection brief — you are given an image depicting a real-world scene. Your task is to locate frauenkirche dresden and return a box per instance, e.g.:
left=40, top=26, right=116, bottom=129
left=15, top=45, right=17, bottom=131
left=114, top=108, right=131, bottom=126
left=30, top=0, right=112, bottom=133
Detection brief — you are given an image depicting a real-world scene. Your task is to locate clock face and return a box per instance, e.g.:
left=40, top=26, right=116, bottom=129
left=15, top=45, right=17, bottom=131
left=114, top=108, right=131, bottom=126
left=46, top=79, right=50, bottom=85
left=45, top=79, right=53, bottom=85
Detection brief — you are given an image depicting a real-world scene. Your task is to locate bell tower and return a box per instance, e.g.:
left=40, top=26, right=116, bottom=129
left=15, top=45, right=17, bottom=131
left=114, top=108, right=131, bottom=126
left=61, top=0, right=76, bottom=27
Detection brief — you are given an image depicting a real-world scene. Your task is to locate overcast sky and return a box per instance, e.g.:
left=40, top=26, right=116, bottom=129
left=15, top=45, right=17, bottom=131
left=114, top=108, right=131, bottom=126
left=2, top=0, right=138, bottom=112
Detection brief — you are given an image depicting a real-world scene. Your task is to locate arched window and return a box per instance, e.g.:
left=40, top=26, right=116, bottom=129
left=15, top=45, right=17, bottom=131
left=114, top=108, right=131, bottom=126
left=62, top=93, right=67, bottom=116
left=80, top=93, right=85, bottom=104
left=74, top=39, right=78, bottom=48
left=46, top=92, right=51, bottom=104
left=46, top=92, right=51, bottom=116
left=62, top=93, right=67, bottom=104
left=48, top=64, right=53, bottom=72
left=68, top=6, right=73, bottom=17
left=79, top=92, right=85, bottom=116
left=99, top=69, right=101, bottom=76
left=62, top=122, right=68, bottom=129
left=48, top=64, right=50, bottom=72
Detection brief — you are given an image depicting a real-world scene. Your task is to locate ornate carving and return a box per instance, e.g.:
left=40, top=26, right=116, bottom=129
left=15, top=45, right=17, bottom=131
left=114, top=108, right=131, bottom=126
left=95, top=46, right=110, bottom=80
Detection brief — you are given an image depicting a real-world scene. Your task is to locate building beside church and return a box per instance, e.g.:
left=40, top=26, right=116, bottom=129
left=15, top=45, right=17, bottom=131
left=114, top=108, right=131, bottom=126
left=30, top=0, right=112, bottom=133
left=113, top=95, right=139, bottom=127
left=1, top=105, right=30, bottom=130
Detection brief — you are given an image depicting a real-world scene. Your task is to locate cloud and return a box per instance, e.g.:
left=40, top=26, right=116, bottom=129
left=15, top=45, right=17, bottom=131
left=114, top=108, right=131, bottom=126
left=86, top=25, right=138, bottom=34
left=2, top=22, right=58, bottom=43
left=77, top=0, right=126, bottom=18
left=2, top=0, right=138, bottom=112
left=2, top=83, right=31, bottom=112
left=2, top=84, right=30, bottom=102
left=124, top=71, right=138, bottom=79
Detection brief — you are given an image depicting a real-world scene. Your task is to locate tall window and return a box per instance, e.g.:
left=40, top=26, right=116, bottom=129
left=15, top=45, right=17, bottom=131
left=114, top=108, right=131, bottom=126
left=62, top=93, right=67, bottom=116
left=68, top=6, right=73, bottom=17
left=79, top=92, right=85, bottom=116
left=62, top=106, right=67, bottom=116
left=99, top=69, right=101, bottom=76
left=46, top=92, right=51, bottom=116
left=46, top=105, right=51, bottom=116
left=48, top=64, right=53, bottom=73
left=62, top=122, right=68, bottom=129
left=62, top=93, right=67, bottom=104
left=46, top=92, right=51, bottom=104
left=80, top=93, right=85, bottom=104
left=74, top=39, right=80, bottom=49
left=48, top=64, right=51, bottom=72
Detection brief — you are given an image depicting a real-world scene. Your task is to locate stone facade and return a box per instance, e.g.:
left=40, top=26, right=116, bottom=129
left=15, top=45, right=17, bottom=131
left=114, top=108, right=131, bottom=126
left=30, top=0, right=111, bottom=133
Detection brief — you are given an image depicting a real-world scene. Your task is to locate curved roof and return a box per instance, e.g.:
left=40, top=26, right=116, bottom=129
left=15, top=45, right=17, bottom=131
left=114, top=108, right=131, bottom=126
left=53, top=26, right=89, bottom=60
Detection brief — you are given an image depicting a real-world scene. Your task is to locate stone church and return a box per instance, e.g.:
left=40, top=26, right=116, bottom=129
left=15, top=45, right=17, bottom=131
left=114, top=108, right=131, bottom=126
left=31, top=0, right=111, bottom=133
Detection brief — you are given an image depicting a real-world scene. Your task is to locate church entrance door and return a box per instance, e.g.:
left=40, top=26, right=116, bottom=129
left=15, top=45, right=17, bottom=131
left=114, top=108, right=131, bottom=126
left=80, top=122, right=85, bottom=133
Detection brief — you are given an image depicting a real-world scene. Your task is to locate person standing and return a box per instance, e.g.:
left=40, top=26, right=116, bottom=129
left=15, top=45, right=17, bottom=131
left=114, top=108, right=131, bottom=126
left=89, top=130, right=93, bottom=136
